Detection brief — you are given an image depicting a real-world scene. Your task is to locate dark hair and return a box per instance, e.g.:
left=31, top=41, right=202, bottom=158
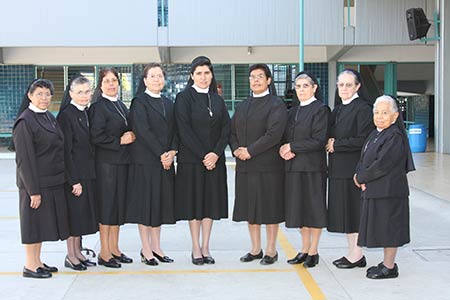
left=186, top=56, right=218, bottom=93
left=249, top=63, right=272, bottom=79
left=294, top=71, right=322, bottom=101
left=29, top=78, right=54, bottom=95
left=143, top=63, right=166, bottom=78
left=92, top=68, right=120, bottom=103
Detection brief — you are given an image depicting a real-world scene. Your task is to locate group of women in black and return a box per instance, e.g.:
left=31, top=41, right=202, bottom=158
left=13, top=57, right=413, bottom=280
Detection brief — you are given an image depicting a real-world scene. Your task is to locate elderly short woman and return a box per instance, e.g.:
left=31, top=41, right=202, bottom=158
left=354, top=95, right=415, bottom=279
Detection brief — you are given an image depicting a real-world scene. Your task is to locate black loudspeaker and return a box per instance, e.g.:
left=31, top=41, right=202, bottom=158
left=406, top=8, right=431, bottom=40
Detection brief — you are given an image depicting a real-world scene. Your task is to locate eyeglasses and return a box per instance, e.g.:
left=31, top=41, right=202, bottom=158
left=102, top=78, right=119, bottom=85
left=249, top=74, right=266, bottom=81
left=295, top=83, right=312, bottom=89
left=74, top=90, right=92, bottom=96
left=337, top=82, right=355, bottom=88
left=34, top=92, right=52, bottom=98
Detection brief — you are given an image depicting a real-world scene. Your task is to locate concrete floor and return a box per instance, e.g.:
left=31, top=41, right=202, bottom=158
left=0, top=151, right=449, bottom=300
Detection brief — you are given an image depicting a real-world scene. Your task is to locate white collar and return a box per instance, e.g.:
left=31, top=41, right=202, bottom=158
left=341, top=93, right=359, bottom=105
left=192, top=84, right=209, bottom=94
left=102, top=93, right=118, bottom=102
left=70, top=99, right=87, bottom=111
left=253, top=89, right=270, bottom=98
left=28, top=103, right=47, bottom=113
left=300, top=96, right=317, bottom=106
left=145, top=89, right=161, bottom=98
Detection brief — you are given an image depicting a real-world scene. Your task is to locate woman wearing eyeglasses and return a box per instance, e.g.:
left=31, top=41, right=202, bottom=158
left=89, top=68, right=135, bottom=268
left=127, top=63, right=177, bottom=266
left=326, top=69, right=373, bottom=269
left=57, top=76, right=98, bottom=271
left=231, top=64, right=287, bottom=265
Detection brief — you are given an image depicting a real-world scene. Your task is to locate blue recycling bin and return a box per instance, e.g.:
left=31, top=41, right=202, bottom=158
left=408, top=123, right=427, bottom=152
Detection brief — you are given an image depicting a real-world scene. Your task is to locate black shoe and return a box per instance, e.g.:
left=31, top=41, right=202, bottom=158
left=287, top=252, right=308, bottom=265
left=80, top=259, right=97, bottom=267
left=152, top=251, right=174, bottom=263
left=240, top=250, right=263, bottom=262
left=112, top=253, right=133, bottom=264
left=367, top=262, right=384, bottom=274
left=23, top=267, right=52, bottom=279
left=191, top=253, right=204, bottom=265
left=140, top=251, right=159, bottom=266
left=332, top=256, right=345, bottom=266
left=366, top=263, right=399, bottom=279
left=202, top=255, right=215, bottom=264
left=42, top=263, right=58, bottom=273
left=335, top=256, right=367, bottom=269
left=303, top=254, right=319, bottom=268
left=260, top=252, right=278, bottom=265
left=64, top=256, right=87, bottom=271
left=98, top=256, right=121, bottom=268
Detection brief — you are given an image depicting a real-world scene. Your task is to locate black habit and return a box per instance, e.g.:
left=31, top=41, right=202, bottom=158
left=230, top=94, right=288, bottom=224
left=284, top=100, right=330, bottom=228
left=14, top=109, right=70, bottom=244
left=327, top=98, right=373, bottom=233
left=356, top=125, right=411, bottom=248
left=57, top=104, right=98, bottom=236
left=88, top=96, right=130, bottom=225
left=126, top=93, right=177, bottom=226
left=174, top=87, right=230, bottom=220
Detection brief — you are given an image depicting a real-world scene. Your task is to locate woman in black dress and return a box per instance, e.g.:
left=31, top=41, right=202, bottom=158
left=174, top=56, right=230, bottom=265
left=13, top=79, right=70, bottom=278
left=326, top=69, right=373, bottom=268
left=89, top=68, right=135, bottom=268
left=231, top=64, right=288, bottom=265
left=57, top=76, right=98, bottom=271
left=280, top=72, right=330, bottom=268
left=354, top=95, right=414, bottom=279
left=127, top=63, right=177, bottom=266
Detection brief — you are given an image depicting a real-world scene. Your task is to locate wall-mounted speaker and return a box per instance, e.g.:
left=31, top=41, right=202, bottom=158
left=406, top=8, right=431, bottom=41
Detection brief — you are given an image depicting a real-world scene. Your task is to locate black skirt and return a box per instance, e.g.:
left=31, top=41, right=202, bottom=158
left=95, top=163, right=128, bottom=225
left=285, top=172, right=327, bottom=228
left=127, top=164, right=175, bottom=226
left=233, top=171, right=284, bottom=224
left=327, top=178, right=362, bottom=233
left=358, top=196, right=410, bottom=248
left=175, top=162, right=228, bottom=221
left=19, top=185, right=70, bottom=244
left=65, top=179, right=98, bottom=236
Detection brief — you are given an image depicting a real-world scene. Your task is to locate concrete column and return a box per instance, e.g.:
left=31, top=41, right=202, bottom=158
left=436, top=0, right=450, bottom=153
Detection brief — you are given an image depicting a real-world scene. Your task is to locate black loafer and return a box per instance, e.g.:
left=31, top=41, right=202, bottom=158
left=152, top=251, right=174, bottom=263
left=191, top=253, right=204, bottom=265
left=80, top=259, right=97, bottom=267
left=112, top=253, right=133, bottom=264
left=98, top=256, right=121, bottom=268
left=366, top=263, right=399, bottom=279
left=367, top=262, right=384, bottom=274
left=140, top=251, right=159, bottom=266
left=23, top=267, right=52, bottom=279
left=203, top=255, right=215, bottom=264
left=335, top=256, right=367, bottom=269
left=42, top=263, right=58, bottom=273
left=260, top=253, right=278, bottom=265
left=303, top=254, right=319, bottom=268
left=287, top=252, right=308, bottom=264
left=240, top=250, right=263, bottom=262
left=332, top=256, right=345, bottom=266
left=65, top=256, right=87, bottom=271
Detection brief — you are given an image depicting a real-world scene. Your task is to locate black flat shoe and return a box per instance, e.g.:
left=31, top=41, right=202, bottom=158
left=287, top=252, right=308, bottom=265
left=240, top=250, right=263, bottom=262
left=152, top=251, right=174, bottom=263
left=260, top=252, right=278, bottom=265
left=23, top=267, right=52, bottom=279
left=303, top=254, right=319, bottom=268
left=64, top=256, right=87, bottom=271
left=140, top=251, right=159, bottom=266
left=366, top=263, right=399, bottom=279
left=335, top=256, right=367, bottom=269
left=332, top=256, right=345, bottom=266
left=367, top=262, right=384, bottom=274
left=191, top=253, right=204, bottom=265
left=80, top=259, right=97, bottom=267
left=98, top=256, right=121, bottom=268
left=42, top=263, right=58, bottom=273
left=112, top=253, right=133, bottom=263
left=202, top=255, right=215, bottom=264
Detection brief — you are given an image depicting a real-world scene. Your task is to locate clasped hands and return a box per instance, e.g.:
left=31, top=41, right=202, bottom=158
left=203, top=152, right=219, bottom=170
left=161, top=150, right=177, bottom=170
left=279, top=143, right=295, bottom=160
left=120, top=131, right=136, bottom=145
left=233, top=147, right=251, bottom=161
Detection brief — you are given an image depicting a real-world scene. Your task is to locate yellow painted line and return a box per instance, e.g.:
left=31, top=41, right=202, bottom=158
left=0, top=268, right=293, bottom=276
left=277, top=229, right=326, bottom=300
left=0, top=216, right=18, bottom=220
